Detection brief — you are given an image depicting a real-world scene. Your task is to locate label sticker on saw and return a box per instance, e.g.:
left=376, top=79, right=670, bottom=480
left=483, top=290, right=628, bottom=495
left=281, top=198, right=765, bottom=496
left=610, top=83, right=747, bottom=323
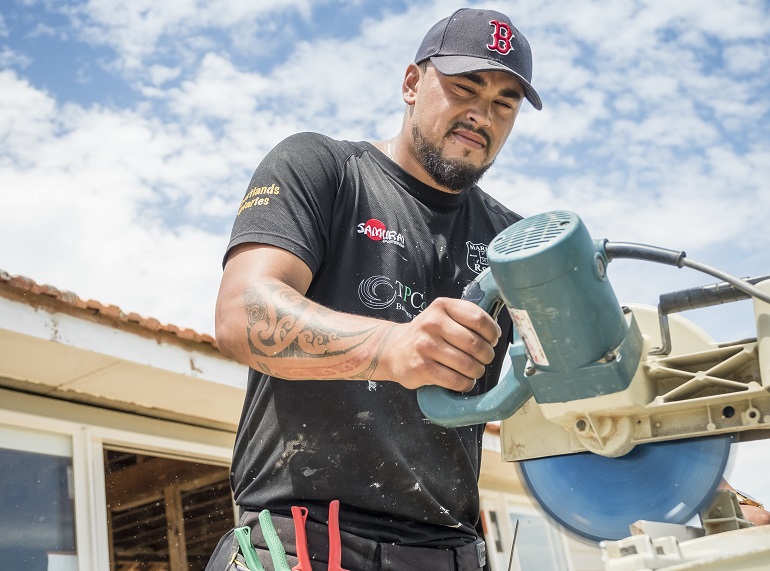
left=509, top=308, right=549, bottom=366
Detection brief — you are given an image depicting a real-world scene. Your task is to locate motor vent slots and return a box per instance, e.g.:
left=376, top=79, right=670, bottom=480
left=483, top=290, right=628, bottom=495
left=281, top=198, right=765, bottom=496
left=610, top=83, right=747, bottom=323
left=491, top=211, right=573, bottom=256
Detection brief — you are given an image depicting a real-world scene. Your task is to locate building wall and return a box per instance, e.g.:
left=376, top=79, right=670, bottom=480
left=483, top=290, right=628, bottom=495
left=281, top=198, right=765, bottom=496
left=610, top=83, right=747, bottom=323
left=0, top=280, right=604, bottom=571
left=0, top=387, right=235, bottom=570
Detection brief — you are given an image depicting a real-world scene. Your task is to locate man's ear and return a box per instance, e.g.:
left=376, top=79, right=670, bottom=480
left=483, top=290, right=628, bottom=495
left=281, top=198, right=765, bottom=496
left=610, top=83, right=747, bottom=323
left=402, top=63, right=421, bottom=105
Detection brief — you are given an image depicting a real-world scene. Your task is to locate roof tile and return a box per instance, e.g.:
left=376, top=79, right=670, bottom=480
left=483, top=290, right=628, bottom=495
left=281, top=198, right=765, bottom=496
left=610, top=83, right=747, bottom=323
left=0, top=269, right=217, bottom=348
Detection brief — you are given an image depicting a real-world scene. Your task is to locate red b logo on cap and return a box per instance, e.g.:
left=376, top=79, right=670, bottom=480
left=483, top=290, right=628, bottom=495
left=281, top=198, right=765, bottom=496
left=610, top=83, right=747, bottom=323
left=487, top=20, right=514, bottom=55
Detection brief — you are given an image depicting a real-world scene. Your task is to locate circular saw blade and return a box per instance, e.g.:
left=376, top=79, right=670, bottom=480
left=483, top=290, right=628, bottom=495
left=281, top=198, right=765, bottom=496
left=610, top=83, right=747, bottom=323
left=518, top=435, right=732, bottom=542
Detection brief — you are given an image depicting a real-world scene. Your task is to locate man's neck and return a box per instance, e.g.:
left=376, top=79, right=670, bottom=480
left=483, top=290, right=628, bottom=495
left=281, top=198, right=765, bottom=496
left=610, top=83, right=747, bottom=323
left=375, top=135, right=464, bottom=195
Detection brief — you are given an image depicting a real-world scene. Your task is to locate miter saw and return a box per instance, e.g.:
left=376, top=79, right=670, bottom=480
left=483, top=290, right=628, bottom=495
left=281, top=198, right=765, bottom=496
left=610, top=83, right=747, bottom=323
left=417, top=210, right=770, bottom=545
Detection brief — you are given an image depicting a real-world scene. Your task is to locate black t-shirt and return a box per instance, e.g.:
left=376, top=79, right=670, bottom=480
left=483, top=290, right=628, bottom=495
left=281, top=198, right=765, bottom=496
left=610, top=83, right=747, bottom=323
left=225, top=132, right=521, bottom=547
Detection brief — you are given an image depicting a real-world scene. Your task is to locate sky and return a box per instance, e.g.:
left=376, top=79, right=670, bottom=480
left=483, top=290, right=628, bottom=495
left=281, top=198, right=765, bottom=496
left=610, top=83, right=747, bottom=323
left=1, top=0, right=769, bottom=527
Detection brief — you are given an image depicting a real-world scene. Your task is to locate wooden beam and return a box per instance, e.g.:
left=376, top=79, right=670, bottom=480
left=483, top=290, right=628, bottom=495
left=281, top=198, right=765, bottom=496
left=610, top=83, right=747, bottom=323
left=107, top=508, right=115, bottom=571
left=105, top=456, right=229, bottom=510
left=165, top=485, right=188, bottom=571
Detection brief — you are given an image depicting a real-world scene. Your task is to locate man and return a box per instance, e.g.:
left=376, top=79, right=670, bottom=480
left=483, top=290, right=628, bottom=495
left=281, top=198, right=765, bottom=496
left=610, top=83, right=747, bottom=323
left=208, top=8, right=540, bottom=571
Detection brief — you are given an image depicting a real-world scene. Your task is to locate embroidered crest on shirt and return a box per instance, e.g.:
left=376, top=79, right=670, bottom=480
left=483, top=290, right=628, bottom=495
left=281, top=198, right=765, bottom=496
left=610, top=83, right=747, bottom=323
left=466, top=242, right=489, bottom=274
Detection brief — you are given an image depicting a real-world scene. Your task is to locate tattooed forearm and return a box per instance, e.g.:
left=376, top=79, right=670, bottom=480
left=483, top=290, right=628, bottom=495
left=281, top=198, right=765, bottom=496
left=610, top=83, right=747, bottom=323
left=243, top=283, right=393, bottom=380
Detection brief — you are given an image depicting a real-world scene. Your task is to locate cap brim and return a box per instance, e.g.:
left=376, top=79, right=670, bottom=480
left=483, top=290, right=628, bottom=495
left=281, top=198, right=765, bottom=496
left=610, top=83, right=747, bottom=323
left=430, top=55, right=543, bottom=111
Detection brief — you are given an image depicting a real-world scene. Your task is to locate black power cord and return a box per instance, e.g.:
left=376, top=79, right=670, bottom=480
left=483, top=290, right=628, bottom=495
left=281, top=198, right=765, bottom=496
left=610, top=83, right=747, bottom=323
left=602, top=241, right=770, bottom=354
left=603, top=241, right=770, bottom=308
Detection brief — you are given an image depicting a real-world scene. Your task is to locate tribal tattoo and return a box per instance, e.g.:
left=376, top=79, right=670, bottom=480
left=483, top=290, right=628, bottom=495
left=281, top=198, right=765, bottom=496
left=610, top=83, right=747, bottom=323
left=243, top=283, right=393, bottom=379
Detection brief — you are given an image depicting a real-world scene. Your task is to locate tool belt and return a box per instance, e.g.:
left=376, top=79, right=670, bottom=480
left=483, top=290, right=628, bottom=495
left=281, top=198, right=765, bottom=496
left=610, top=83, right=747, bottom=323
left=239, top=509, right=486, bottom=571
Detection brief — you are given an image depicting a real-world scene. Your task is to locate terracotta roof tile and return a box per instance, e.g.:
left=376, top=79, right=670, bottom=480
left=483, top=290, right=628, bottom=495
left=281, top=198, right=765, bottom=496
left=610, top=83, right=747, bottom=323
left=0, top=269, right=217, bottom=348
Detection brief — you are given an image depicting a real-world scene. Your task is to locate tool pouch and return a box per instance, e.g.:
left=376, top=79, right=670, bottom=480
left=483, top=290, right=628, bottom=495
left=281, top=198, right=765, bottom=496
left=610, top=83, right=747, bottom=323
left=203, top=528, right=250, bottom=571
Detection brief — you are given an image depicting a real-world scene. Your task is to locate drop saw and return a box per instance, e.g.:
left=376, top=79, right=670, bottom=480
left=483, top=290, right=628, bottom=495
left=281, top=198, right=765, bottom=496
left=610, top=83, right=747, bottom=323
left=417, top=211, right=770, bottom=557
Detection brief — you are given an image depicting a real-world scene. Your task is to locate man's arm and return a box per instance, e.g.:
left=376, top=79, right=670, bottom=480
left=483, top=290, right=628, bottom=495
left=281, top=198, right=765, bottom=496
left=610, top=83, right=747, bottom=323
left=719, top=479, right=770, bottom=526
left=215, top=243, right=502, bottom=392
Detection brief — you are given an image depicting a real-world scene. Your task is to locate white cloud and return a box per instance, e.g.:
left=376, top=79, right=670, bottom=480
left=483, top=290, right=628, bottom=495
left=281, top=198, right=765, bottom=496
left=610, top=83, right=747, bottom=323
left=0, top=47, right=32, bottom=69
left=0, top=70, right=57, bottom=151
left=152, top=53, right=271, bottom=120
left=723, top=41, right=770, bottom=75
left=2, top=0, right=769, bottom=342
left=27, top=22, right=58, bottom=39
left=63, top=0, right=318, bottom=71
left=149, top=64, right=182, bottom=86
left=0, top=69, right=228, bottom=333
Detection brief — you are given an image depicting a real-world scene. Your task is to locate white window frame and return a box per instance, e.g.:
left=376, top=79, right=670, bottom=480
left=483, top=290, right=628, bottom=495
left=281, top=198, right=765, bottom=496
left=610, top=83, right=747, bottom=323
left=505, top=504, right=572, bottom=571
left=0, top=389, right=235, bottom=571
left=480, top=489, right=575, bottom=571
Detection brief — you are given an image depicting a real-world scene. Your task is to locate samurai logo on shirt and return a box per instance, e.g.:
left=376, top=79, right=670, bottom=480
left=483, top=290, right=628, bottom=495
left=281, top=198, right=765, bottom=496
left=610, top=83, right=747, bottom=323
left=357, top=218, right=406, bottom=248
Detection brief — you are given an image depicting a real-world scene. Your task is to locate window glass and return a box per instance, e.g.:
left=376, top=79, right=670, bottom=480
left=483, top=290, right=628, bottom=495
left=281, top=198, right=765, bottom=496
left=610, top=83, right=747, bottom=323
left=104, top=450, right=234, bottom=570
left=508, top=510, right=568, bottom=571
left=0, top=430, right=77, bottom=570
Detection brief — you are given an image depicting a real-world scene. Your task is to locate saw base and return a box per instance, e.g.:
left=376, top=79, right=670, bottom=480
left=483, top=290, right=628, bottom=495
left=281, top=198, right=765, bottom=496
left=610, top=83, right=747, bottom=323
left=602, top=524, right=770, bottom=571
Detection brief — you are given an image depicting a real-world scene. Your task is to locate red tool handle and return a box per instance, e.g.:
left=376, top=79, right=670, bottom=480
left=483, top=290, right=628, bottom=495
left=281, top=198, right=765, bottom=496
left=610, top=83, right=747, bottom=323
left=291, top=506, right=312, bottom=571
left=327, top=500, right=349, bottom=571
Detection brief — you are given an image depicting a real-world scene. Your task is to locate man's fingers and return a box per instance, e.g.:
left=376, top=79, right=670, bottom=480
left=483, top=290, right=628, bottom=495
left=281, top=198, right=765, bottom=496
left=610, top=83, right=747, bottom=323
left=435, top=326, right=494, bottom=375
left=443, top=298, right=501, bottom=345
left=380, top=297, right=504, bottom=391
left=402, top=353, right=478, bottom=393
left=434, top=365, right=477, bottom=393
left=409, top=326, right=485, bottom=378
left=436, top=299, right=499, bottom=367
left=414, top=299, right=498, bottom=382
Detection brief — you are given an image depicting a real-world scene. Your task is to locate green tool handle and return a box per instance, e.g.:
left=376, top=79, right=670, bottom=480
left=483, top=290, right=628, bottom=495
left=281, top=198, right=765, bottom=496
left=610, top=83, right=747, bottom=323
left=234, top=526, right=264, bottom=571
left=259, top=510, right=292, bottom=571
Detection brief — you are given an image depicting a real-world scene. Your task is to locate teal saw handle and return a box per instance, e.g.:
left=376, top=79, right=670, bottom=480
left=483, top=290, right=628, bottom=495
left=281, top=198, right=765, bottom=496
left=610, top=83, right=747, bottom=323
left=416, top=268, right=533, bottom=428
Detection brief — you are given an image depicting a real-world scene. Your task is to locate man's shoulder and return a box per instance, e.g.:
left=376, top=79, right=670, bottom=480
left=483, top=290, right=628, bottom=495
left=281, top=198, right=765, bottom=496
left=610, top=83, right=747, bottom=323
left=470, top=185, right=524, bottom=225
left=260, top=133, right=372, bottom=182
left=276, top=132, right=368, bottom=158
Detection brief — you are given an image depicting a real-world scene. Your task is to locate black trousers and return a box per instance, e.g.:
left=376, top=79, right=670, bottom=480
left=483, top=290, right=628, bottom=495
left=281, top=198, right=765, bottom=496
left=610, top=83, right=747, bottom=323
left=204, top=511, right=487, bottom=571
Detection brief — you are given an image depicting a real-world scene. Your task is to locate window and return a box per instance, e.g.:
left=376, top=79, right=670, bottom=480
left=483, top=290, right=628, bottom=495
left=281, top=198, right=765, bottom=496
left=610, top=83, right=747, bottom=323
left=0, top=391, right=238, bottom=571
left=104, top=449, right=234, bottom=571
left=0, top=426, right=77, bottom=570
left=507, top=510, right=569, bottom=571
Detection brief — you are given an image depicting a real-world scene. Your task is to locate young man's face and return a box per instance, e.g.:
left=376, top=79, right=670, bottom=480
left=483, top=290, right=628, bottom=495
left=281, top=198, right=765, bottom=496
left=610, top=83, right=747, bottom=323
left=407, top=62, right=524, bottom=191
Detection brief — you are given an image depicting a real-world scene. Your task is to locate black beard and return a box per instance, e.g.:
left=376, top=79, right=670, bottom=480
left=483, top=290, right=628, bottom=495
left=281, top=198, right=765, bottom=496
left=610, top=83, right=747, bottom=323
left=411, top=123, right=494, bottom=192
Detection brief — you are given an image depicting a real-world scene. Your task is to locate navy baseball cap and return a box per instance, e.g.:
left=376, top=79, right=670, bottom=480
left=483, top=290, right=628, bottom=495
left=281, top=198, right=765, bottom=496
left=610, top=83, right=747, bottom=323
left=415, top=8, right=542, bottom=110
